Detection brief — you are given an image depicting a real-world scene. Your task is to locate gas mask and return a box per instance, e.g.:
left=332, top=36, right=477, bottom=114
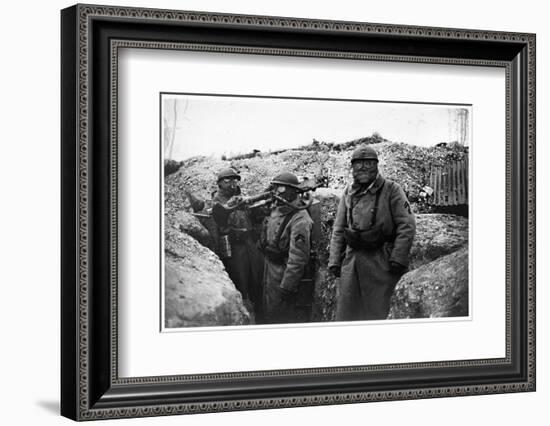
left=351, top=159, right=378, bottom=186
left=218, top=178, right=241, bottom=197
left=274, top=185, right=298, bottom=204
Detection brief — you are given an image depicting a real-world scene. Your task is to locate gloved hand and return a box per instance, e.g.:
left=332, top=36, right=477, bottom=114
left=329, top=265, right=341, bottom=278
left=389, top=261, right=407, bottom=275
left=278, top=286, right=296, bottom=302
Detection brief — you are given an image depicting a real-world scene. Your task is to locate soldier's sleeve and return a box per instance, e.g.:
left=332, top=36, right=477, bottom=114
left=280, top=215, right=312, bottom=292
left=389, top=183, right=416, bottom=267
left=328, top=190, right=348, bottom=269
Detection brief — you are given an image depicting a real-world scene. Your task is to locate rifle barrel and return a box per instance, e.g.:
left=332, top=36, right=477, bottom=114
left=245, top=191, right=272, bottom=204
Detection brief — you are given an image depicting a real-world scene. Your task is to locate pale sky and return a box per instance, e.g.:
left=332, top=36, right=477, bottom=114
left=162, top=94, right=470, bottom=161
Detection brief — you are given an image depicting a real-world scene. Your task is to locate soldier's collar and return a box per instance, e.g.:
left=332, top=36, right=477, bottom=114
left=350, top=173, right=383, bottom=195
left=273, top=201, right=302, bottom=216
left=368, top=174, right=385, bottom=193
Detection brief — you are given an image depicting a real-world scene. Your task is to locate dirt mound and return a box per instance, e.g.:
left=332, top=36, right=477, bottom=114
left=389, top=246, right=469, bottom=319
left=167, top=141, right=468, bottom=214
left=164, top=222, right=251, bottom=328
left=410, top=214, right=468, bottom=270
left=164, top=159, right=183, bottom=177
left=167, top=211, right=214, bottom=251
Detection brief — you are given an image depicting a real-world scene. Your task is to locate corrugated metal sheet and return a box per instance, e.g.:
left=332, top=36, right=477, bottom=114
left=429, top=157, right=469, bottom=206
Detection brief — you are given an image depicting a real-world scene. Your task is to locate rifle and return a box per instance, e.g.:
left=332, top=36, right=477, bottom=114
left=210, top=191, right=273, bottom=228
left=206, top=175, right=329, bottom=227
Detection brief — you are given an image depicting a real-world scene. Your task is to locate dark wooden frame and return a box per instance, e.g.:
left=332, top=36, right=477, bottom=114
left=61, top=3, right=536, bottom=421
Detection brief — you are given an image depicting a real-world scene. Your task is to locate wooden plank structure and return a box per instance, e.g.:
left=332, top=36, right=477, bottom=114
left=428, top=156, right=469, bottom=206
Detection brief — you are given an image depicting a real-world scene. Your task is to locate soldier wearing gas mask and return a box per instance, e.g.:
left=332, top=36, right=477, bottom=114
left=260, top=172, right=314, bottom=324
left=212, top=168, right=264, bottom=318
left=328, top=145, right=416, bottom=321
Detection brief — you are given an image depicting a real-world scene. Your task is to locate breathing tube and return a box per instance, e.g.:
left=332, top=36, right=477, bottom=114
left=272, top=193, right=313, bottom=210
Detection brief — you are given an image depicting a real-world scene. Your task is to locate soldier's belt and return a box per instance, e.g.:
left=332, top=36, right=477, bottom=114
left=344, top=227, right=394, bottom=251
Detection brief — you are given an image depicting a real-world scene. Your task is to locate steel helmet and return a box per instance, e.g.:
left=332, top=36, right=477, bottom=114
left=217, top=168, right=241, bottom=182
left=351, top=144, right=379, bottom=162
left=270, top=172, right=300, bottom=189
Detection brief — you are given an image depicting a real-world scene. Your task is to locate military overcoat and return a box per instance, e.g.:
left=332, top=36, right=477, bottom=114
left=261, top=203, right=313, bottom=324
left=328, top=174, right=416, bottom=320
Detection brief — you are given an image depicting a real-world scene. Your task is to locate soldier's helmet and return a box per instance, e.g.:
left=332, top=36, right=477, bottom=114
left=351, top=144, right=379, bottom=163
left=217, top=168, right=241, bottom=182
left=270, top=172, right=301, bottom=189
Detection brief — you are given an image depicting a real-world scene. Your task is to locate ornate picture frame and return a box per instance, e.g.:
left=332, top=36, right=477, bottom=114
left=61, top=4, right=535, bottom=421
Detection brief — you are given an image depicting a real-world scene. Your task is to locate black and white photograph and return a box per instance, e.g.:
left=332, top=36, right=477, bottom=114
left=162, top=93, right=471, bottom=329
